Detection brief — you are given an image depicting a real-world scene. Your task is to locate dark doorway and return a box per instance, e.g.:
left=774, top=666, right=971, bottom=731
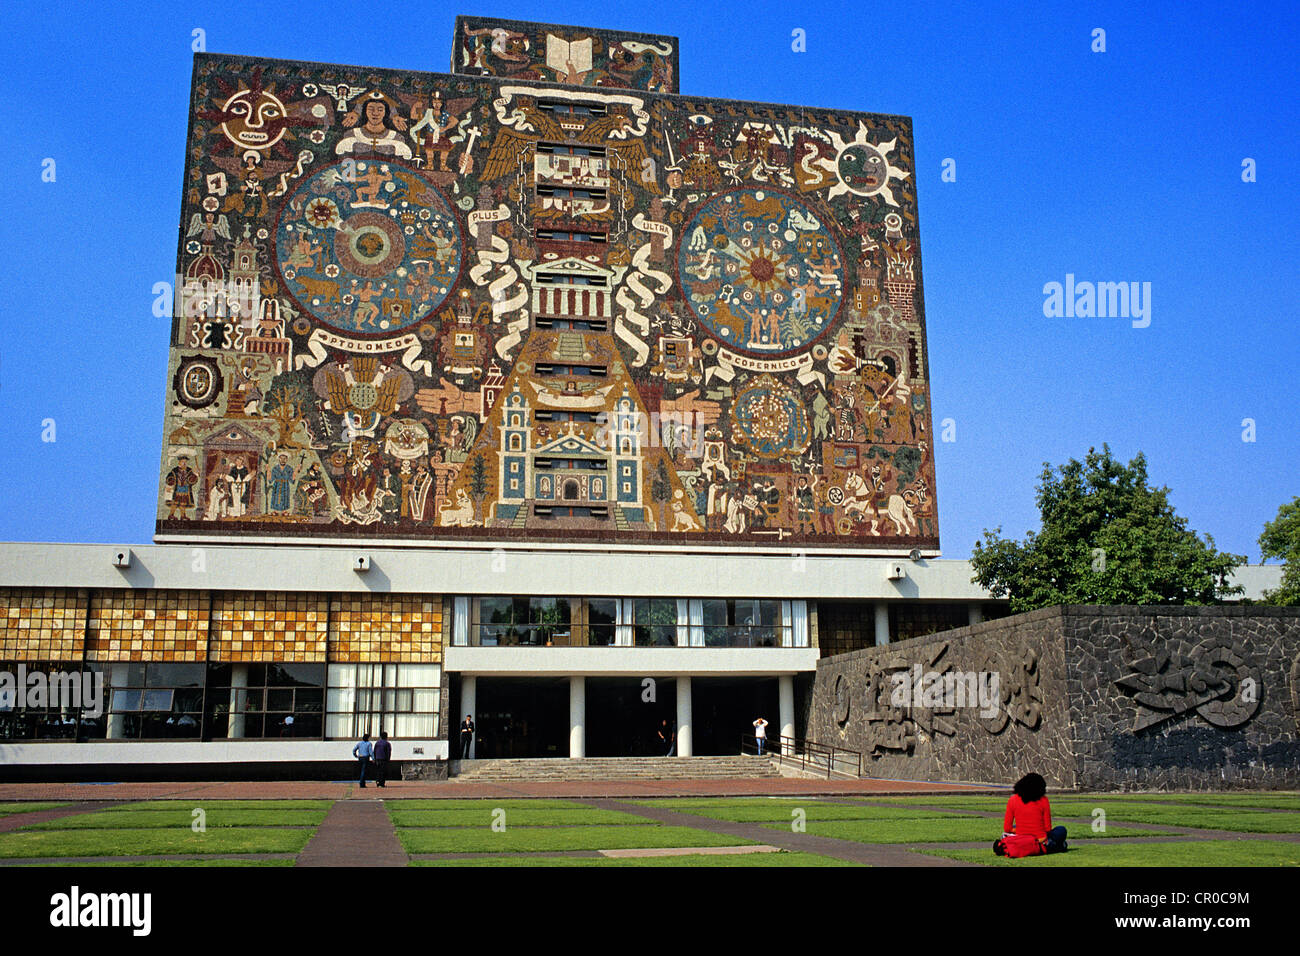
left=474, top=677, right=569, bottom=758
left=586, top=677, right=676, bottom=756
left=691, top=677, right=780, bottom=756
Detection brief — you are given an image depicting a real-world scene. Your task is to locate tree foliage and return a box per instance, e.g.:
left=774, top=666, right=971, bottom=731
left=970, top=445, right=1244, bottom=612
left=1258, top=496, right=1300, bottom=606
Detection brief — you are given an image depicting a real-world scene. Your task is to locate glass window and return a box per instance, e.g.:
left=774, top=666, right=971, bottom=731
left=325, top=664, right=440, bottom=740
left=104, top=662, right=204, bottom=740
left=0, top=661, right=102, bottom=741
left=587, top=599, right=617, bottom=646
left=632, top=598, right=678, bottom=647
left=204, top=662, right=325, bottom=740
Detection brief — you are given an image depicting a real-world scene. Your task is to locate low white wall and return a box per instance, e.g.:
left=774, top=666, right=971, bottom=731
left=0, top=739, right=447, bottom=765
left=446, top=646, right=819, bottom=675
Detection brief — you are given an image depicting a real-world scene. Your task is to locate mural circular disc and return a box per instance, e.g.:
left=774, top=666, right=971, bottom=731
left=729, top=374, right=811, bottom=460
left=678, top=188, right=844, bottom=358
left=274, top=159, right=463, bottom=337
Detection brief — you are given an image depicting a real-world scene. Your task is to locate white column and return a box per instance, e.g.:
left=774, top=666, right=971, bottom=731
left=461, top=675, right=476, bottom=760
left=874, top=603, right=890, bottom=645
left=675, top=676, right=692, bottom=757
left=106, top=664, right=129, bottom=739
left=968, top=604, right=984, bottom=626
left=569, top=676, right=585, bottom=759
left=227, top=664, right=248, bottom=739
left=779, top=675, right=795, bottom=748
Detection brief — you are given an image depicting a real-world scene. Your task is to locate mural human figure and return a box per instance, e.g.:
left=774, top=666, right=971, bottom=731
left=268, top=453, right=296, bottom=513
left=226, top=457, right=252, bottom=518
left=164, top=456, right=199, bottom=519
left=336, top=94, right=412, bottom=159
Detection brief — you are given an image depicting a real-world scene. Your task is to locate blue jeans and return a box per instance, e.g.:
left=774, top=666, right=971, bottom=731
left=1043, top=826, right=1068, bottom=853
left=357, top=757, right=370, bottom=786
left=756, top=737, right=765, bottom=755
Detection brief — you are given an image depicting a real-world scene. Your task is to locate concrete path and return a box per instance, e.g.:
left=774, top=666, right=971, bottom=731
left=296, top=799, right=407, bottom=867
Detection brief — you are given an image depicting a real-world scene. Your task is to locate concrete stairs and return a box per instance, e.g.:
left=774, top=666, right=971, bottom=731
left=451, top=755, right=784, bottom=782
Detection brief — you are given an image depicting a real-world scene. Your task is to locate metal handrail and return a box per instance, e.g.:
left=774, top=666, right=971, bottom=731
left=740, top=733, right=864, bottom=779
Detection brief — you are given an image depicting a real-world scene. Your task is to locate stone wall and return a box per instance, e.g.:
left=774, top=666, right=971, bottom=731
left=807, top=606, right=1300, bottom=791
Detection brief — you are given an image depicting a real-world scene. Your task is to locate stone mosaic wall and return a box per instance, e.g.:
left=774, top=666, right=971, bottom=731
left=156, top=18, right=938, bottom=552
left=807, top=606, right=1300, bottom=791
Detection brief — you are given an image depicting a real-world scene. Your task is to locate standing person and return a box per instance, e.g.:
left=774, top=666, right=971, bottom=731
left=752, top=716, right=769, bottom=755
left=352, top=733, right=373, bottom=788
left=372, top=730, right=392, bottom=788
left=459, top=713, right=475, bottom=761
left=658, top=718, right=676, bottom=757
left=994, top=772, right=1068, bottom=857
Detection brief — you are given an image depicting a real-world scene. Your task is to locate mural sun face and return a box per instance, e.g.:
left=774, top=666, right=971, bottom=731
left=825, top=123, right=910, bottom=205
left=220, top=89, right=289, bottom=151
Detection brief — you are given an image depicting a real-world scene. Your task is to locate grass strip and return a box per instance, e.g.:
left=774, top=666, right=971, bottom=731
left=20, top=810, right=326, bottom=830
left=389, top=808, right=650, bottom=828
left=765, top=818, right=1171, bottom=845
left=0, top=827, right=315, bottom=859
left=919, top=840, right=1300, bottom=867
left=396, top=824, right=751, bottom=854
left=415, top=851, right=854, bottom=867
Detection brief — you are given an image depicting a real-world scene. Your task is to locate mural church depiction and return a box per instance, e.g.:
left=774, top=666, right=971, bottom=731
left=158, top=15, right=939, bottom=550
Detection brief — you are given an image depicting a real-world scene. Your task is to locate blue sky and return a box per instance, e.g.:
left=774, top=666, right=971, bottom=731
left=0, top=0, right=1294, bottom=559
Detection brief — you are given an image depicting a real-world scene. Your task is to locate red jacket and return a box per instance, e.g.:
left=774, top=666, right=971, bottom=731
left=1004, top=794, right=1052, bottom=840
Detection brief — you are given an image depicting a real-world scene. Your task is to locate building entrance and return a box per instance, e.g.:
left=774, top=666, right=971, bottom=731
left=472, top=677, right=569, bottom=758
left=586, top=677, right=676, bottom=756
left=691, top=677, right=780, bottom=756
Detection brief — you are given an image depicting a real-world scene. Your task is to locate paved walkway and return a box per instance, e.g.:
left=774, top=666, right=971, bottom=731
left=296, top=799, right=408, bottom=867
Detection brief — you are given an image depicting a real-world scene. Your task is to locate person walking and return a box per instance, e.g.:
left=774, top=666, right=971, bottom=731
left=752, top=716, right=769, bottom=756
left=658, top=718, right=676, bottom=757
left=459, top=713, right=475, bottom=761
left=372, top=730, right=392, bottom=788
left=352, top=732, right=373, bottom=787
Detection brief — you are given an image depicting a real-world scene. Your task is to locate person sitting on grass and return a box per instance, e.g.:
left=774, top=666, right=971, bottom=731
left=994, top=772, right=1068, bottom=858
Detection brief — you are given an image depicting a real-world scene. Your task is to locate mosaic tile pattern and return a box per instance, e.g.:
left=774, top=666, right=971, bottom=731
left=452, top=15, right=678, bottom=93
left=328, top=595, right=442, bottom=663
left=0, top=588, right=88, bottom=661
left=155, top=18, right=938, bottom=553
left=86, top=590, right=208, bottom=662
left=210, top=592, right=328, bottom=662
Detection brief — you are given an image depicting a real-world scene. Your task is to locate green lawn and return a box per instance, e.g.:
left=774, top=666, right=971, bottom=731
left=396, top=824, right=752, bottom=854
left=383, top=799, right=591, bottom=811
left=920, top=840, right=1300, bottom=867
left=637, top=800, right=974, bottom=823
left=389, top=807, right=651, bottom=828
left=766, top=818, right=1170, bottom=845
left=30, top=858, right=297, bottom=867
left=19, top=809, right=326, bottom=830
left=416, top=851, right=854, bottom=867
left=0, top=803, right=71, bottom=816
left=108, top=800, right=332, bottom=812
left=0, top=827, right=315, bottom=859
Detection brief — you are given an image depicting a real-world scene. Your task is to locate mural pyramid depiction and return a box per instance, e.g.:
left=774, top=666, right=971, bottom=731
left=158, top=16, right=939, bottom=550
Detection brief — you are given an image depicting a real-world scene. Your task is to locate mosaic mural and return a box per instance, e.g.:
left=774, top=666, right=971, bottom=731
left=157, top=21, right=938, bottom=550
left=452, top=16, right=678, bottom=93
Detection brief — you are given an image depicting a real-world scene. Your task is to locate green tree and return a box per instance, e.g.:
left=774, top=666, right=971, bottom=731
left=468, top=455, right=490, bottom=522
left=970, top=445, right=1244, bottom=613
left=1258, top=497, right=1300, bottom=605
